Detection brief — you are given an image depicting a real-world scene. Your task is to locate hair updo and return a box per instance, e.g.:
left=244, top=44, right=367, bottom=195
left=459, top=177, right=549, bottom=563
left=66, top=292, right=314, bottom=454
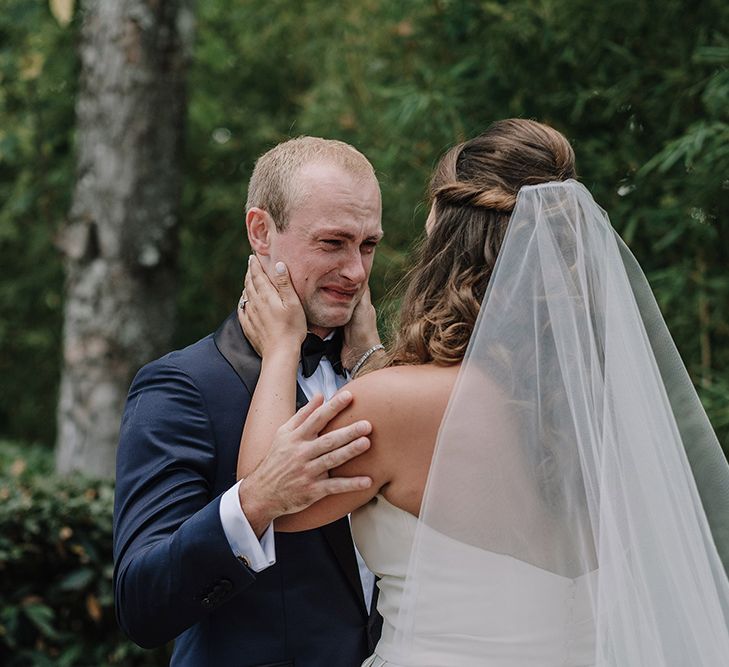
left=386, top=119, right=576, bottom=367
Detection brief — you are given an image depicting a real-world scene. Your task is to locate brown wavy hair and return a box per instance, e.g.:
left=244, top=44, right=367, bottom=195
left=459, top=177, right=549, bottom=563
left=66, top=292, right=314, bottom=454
left=386, top=119, right=576, bottom=367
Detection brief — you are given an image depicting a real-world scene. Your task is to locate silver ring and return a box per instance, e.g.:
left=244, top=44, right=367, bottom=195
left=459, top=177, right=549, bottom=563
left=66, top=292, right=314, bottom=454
left=238, top=294, right=248, bottom=310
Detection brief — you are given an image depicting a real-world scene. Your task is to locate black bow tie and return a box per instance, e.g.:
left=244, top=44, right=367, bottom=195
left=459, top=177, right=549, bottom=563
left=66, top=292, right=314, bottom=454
left=300, top=331, right=344, bottom=378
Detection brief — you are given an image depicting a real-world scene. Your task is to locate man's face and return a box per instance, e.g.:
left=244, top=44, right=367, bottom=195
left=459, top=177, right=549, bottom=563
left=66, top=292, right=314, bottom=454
left=264, top=162, right=382, bottom=337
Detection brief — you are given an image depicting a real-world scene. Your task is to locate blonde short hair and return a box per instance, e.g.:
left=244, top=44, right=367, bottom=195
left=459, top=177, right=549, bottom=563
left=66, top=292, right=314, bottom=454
left=246, top=136, right=378, bottom=230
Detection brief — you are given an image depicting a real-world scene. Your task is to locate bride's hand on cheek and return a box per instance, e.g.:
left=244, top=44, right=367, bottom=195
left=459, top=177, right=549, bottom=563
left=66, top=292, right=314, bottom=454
left=342, top=286, right=381, bottom=371
left=238, top=256, right=306, bottom=358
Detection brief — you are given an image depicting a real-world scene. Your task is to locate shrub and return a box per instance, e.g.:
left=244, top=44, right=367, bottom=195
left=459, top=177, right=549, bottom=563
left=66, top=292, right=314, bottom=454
left=0, top=442, right=170, bottom=666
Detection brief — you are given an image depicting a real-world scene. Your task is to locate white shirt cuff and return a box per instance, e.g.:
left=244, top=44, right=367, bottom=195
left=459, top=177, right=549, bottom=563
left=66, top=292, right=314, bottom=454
left=219, top=480, right=276, bottom=572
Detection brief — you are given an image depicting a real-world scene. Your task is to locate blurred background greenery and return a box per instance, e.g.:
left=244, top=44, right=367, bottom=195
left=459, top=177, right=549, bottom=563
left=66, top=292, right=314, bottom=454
left=1, top=0, right=727, bottom=663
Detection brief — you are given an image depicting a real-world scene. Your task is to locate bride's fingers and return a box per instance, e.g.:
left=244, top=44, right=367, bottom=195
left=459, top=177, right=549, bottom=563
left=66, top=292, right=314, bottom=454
left=357, top=286, right=372, bottom=309
left=248, top=255, right=279, bottom=302
left=244, top=263, right=260, bottom=302
left=243, top=268, right=271, bottom=330
left=272, top=261, right=303, bottom=312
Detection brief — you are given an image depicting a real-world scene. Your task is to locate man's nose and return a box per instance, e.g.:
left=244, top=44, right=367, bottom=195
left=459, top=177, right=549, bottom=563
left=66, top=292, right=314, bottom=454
left=340, top=249, right=367, bottom=284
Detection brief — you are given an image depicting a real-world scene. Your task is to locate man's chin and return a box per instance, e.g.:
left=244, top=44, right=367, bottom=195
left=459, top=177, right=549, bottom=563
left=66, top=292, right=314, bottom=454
left=305, top=305, right=355, bottom=331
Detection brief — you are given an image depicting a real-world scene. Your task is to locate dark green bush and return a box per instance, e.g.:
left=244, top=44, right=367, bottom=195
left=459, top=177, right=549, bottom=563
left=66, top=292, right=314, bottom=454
left=0, top=442, right=170, bottom=666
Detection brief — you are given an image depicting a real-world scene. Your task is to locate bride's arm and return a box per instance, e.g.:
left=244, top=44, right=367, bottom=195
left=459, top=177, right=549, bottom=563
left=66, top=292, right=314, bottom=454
left=237, top=257, right=393, bottom=529
left=237, top=257, right=306, bottom=478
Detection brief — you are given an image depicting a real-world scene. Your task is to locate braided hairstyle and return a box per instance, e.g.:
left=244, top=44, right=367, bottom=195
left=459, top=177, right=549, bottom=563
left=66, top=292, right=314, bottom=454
left=386, top=119, right=576, bottom=367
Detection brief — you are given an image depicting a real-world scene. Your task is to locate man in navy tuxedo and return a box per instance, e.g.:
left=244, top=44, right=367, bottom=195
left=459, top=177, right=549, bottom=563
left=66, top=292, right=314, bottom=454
left=113, top=137, right=384, bottom=666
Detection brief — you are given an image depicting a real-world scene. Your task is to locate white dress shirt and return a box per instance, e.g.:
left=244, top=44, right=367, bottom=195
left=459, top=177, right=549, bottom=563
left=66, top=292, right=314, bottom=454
left=219, top=352, right=375, bottom=611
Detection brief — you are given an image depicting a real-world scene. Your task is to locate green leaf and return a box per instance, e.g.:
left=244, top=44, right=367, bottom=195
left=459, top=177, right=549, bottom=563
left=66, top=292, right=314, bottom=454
left=693, top=46, right=729, bottom=65
left=58, top=567, right=95, bottom=591
left=22, top=602, right=58, bottom=639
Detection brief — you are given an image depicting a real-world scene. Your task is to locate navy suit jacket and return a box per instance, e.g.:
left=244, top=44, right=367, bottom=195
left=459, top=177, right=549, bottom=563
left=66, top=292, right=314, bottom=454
left=113, top=313, right=381, bottom=666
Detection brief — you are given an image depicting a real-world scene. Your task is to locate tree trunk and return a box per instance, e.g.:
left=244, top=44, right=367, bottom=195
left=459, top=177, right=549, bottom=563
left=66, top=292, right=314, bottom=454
left=55, top=0, right=194, bottom=477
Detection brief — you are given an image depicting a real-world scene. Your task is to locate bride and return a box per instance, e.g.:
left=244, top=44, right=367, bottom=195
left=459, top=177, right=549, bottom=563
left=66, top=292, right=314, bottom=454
left=237, top=119, right=729, bottom=666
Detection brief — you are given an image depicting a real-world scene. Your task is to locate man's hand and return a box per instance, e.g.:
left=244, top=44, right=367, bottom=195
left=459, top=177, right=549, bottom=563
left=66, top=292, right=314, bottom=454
left=341, top=287, right=381, bottom=371
left=238, top=390, right=372, bottom=537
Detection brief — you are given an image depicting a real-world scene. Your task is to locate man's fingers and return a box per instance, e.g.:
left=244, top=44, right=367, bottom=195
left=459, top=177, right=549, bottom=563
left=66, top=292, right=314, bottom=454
left=314, top=475, right=373, bottom=498
left=312, top=436, right=370, bottom=475
left=287, top=394, right=325, bottom=431
left=309, top=419, right=371, bottom=456
left=299, top=390, right=355, bottom=436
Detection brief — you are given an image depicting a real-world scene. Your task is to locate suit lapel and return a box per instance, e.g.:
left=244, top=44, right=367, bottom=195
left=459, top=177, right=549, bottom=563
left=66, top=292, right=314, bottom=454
left=215, top=312, right=317, bottom=414
left=214, top=311, right=261, bottom=397
left=214, top=311, right=368, bottom=616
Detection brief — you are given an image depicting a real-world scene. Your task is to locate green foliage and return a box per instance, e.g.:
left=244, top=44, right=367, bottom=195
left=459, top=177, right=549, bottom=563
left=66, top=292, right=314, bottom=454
left=177, top=0, right=320, bottom=345
left=184, top=0, right=729, bottom=448
left=0, top=1, right=76, bottom=444
left=0, top=442, right=169, bottom=666
left=0, top=0, right=727, bottom=448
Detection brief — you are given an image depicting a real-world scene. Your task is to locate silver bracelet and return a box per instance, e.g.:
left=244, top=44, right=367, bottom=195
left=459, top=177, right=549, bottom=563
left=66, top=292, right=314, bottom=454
left=350, top=344, right=385, bottom=377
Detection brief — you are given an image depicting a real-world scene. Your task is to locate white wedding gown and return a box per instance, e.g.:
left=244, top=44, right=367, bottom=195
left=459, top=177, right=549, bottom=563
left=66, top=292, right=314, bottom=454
left=352, top=495, right=596, bottom=667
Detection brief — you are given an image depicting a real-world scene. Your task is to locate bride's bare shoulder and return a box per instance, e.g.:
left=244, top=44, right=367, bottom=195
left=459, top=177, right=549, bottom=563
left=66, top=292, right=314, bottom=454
left=323, top=364, right=459, bottom=490
left=356, top=361, right=456, bottom=389
left=334, top=364, right=459, bottom=430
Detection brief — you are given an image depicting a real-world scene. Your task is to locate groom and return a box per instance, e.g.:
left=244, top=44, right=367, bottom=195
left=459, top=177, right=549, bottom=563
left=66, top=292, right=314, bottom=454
left=113, top=137, right=384, bottom=666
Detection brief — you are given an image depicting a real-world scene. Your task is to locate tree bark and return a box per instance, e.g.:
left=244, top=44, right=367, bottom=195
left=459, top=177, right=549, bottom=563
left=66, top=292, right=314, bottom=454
left=55, top=0, right=194, bottom=477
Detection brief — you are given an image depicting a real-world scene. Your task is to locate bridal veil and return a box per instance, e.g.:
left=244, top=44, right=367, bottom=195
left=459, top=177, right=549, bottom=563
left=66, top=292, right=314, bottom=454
left=393, top=180, right=729, bottom=665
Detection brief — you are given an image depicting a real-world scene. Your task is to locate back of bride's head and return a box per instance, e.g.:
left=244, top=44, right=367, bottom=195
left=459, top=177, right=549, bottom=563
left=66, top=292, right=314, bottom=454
left=388, top=119, right=576, bottom=367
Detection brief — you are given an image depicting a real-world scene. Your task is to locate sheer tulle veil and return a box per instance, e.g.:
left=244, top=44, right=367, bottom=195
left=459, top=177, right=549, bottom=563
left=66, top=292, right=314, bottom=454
left=393, top=180, right=729, bottom=665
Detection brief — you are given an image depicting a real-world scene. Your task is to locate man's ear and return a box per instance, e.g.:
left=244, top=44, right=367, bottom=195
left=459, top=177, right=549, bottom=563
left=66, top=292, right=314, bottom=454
left=246, top=207, right=275, bottom=255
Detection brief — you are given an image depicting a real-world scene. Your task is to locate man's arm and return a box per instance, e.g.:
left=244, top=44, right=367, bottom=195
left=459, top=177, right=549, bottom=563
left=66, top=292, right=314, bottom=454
left=113, top=359, right=251, bottom=648
left=113, top=358, right=372, bottom=648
